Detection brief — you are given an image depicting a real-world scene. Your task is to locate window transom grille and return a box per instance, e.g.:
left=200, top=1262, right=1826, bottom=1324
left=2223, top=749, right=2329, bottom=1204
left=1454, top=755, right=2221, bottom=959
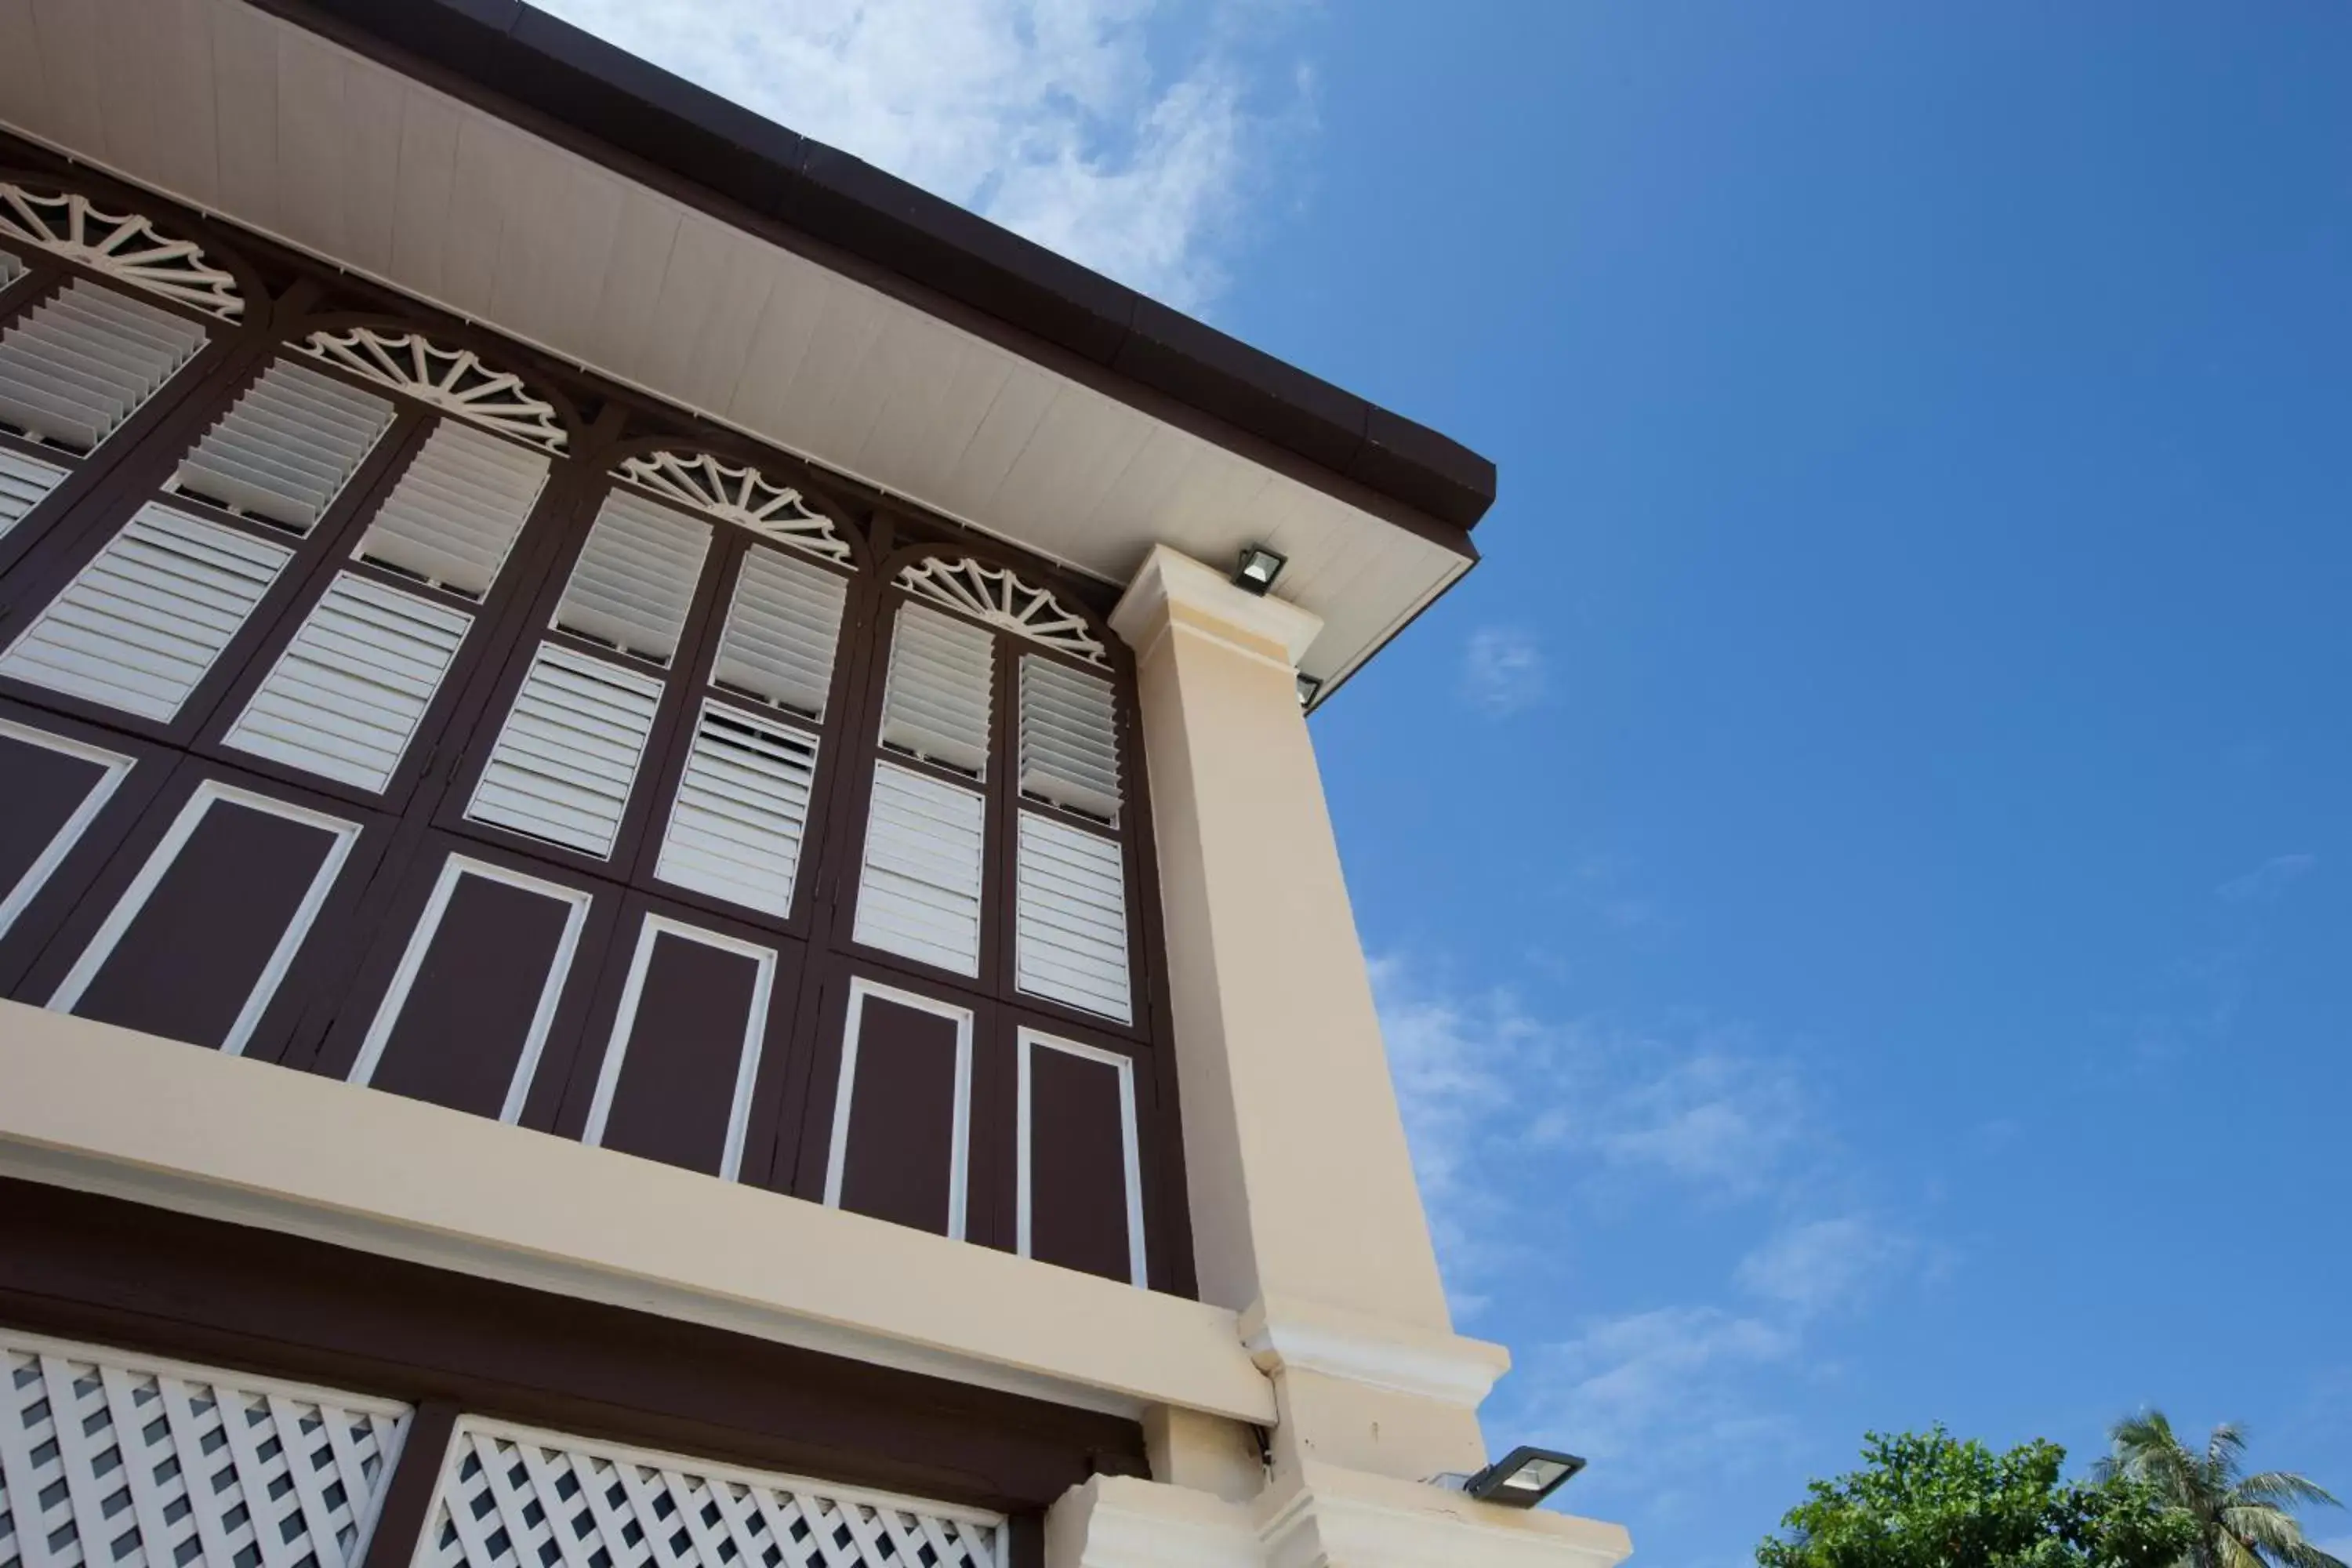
left=614, top=452, right=851, bottom=564
left=895, top=557, right=1106, bottom=666
left=301, top=328, right=567, bottom=452
left=0, top=183, right=243, bottom=319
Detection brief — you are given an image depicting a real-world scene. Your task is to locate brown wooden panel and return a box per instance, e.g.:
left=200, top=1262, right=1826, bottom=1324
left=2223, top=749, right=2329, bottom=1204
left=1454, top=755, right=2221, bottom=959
left=594, top=923, right=767, bottom=1177
left=1027, top=1040, right=1134, bottom=1283
left=363, top=861, right=585, bottom=1120
left=836, top=988, right=965, bottom=1237
left=0, top=725, right=119, bottom=920
left=64, top=790, right=349, bottom=1050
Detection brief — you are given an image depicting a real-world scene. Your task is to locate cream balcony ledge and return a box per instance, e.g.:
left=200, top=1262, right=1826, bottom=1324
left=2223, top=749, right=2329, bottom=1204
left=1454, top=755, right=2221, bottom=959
left=0, top=998, right=1276, bottom=1425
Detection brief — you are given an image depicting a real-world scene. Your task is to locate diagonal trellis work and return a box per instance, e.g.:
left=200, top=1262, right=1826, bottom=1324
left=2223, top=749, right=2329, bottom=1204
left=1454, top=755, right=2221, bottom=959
left=420, top=1420, right=1007, bottom=1568
left=0, top=1329, right=412, bottom=1568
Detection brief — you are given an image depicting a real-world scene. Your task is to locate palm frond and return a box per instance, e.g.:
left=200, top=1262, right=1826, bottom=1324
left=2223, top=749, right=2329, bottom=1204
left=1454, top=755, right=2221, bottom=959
left=2238, top=1471, right=2344, bottom=1512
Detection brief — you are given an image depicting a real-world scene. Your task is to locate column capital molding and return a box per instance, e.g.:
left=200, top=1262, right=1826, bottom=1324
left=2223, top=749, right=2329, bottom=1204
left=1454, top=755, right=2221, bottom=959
left=1240, top=1295, right=1510, bottom=1410
left=1111, top=545, right=1325, bottom=670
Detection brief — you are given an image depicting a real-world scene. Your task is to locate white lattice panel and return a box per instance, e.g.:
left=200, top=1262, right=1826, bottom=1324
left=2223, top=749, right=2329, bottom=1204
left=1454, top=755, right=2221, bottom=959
left=0, top=1328, right=411, bottom=1568
left=419, top=1420, right=1006, bottom=1568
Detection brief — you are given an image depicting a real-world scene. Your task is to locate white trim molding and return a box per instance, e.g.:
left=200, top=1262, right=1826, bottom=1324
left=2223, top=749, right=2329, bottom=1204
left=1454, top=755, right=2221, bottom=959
left=1238, top=1297, right=1510, bottom=1410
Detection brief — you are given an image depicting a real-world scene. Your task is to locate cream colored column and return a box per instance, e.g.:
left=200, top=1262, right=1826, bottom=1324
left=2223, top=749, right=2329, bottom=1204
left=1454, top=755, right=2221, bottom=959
left=1111, top=546, right=1504, bottom=1486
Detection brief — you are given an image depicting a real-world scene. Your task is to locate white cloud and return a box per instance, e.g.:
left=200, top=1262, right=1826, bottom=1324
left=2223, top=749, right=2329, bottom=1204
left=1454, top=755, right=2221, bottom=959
left=1510, top=1306, right=1799, bottom=1481
left=1463, top=626, right=1547, bottom=716
left=2215, top=853, right=2318, bottom=904
left=531, top=0, right=1305, bottom=310
left=1734, top=1216, right=1914, bottom=1319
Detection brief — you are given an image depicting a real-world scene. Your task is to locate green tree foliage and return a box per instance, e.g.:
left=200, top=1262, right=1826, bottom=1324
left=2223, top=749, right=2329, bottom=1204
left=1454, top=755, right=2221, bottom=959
left=1756, top=1428, right=2199, bottom=1568
left=2096, top=1412, right=2347, bottom=1568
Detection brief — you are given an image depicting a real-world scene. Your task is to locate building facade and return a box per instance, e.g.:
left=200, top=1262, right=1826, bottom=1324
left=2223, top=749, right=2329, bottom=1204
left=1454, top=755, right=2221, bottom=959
left=0, top=5, right=1632, bottom=1567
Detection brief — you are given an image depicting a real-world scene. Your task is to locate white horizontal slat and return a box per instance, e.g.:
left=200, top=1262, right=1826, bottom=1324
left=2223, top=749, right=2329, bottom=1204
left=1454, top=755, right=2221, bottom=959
left=466, top=641, right=664, bottom=857
left=0, top=444, right=70, bottom=543
left=0, top=502, right=290, bottom=720
left=1018, top=655, right=1120, bottom=823
left=854, top=760, right=985, bottom=976
left=175, top=358, right=395, bottom=531
left=1014, top=812, right=1132, bottom=1022
left=881, top=601, right=993, bottom=778
left=223, top=572, right=472, bottom=791
left=655, top=700, right=818, bottom=918
left=553, top=488, right=712, bottom=665
left=710, top=544, right=847, bottom=720
left=354, top=418, right=549, bottom=598
left=0, top=278, right=206, bottom=452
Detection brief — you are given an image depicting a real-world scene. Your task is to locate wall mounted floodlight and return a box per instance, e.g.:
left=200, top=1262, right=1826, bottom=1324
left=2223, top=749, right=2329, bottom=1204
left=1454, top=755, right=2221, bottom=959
left=1232, top=544, right=1287, bottom=595
left=1295, top=673, right=1323, bottom=710
left=1462, top=1446, right=1586, bottom=1508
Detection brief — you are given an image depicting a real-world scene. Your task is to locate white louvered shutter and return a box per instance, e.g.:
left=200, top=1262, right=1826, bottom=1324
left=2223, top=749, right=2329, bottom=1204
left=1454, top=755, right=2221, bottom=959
left=554, top=490, right=712, bottom=664
left=1019, top=655, right=1121, bottom=822
left=354, top=419, right=549, bottom=598
left=174, top=359, right=395, bottom=531
left=655, top=702, right=819, bottom=917
left=0, top=445, right=68, bottom=541
left=711, top=544, right=848, bottom=718
left=223, top=572, right=472, bottom=791
left=466, top=644, right=665, bottom=857
left=1014, top=813, right=1132, bottom=1022
left=881, top=602, right=993, bottom=776
left=0, top=278, right=207, bottom=451
left=0, top=503, right=289, bottom=720
left=854, top=760, right=986, bottom=975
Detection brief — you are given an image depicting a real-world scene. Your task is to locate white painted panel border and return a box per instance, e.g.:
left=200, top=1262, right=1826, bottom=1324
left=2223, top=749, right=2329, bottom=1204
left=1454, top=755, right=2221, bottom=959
left=824, top=976, right=973, bottom=1242
left=579, top=913, right=776, bottom=1181
left=0, top=715, right=133, bottom=939
left=1015, top=1027, right=1148, bottom=1289
left=347, top=853, right=592, bottom=1121
left=48, top=780, right=361, bottom=1054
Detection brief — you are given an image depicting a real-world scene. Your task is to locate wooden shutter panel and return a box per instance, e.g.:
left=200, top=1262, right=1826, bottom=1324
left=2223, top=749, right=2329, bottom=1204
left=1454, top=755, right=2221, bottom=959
left=0, top=503, right=292, bottom=720
left=654, top=702, right=818, bottom=919
left=825, top=983, right=971, bottom=1238
left=880, top=601, right=993, bottom=777
left=222, top=572, right=472, bottom=791
left=1014, top=813, right=1132, bottom=1022
left=0, top=445, right=68, bottom=543
left=0, top=717, right=133, bottom=940
left=172, top=359, right=395, bottom=532
left=0, top=278, right=206, bottom=452
left=853, top=761, right=986, bottom=975
left=1020, top=1033, right=1145, bottom=1285
left=1018, top=655, right=1120, bottom=822
left=466, top=644, right=664, bottom=857
left=553, top=489, right=712, bottom=665
left=353, top=419, right=549, bottom=599
left=710, top=544, right=847, bottom=719
left=583, top=917, right=778, bottom=1178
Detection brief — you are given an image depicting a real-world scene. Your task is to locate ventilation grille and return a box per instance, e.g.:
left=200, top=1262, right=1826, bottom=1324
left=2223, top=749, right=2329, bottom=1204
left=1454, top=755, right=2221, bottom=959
left=881, top=602, right=993, bottom=777
left=0, top=503, right=289, bottom=720
left=854, top=761, right=986, bottom=976
left=655, top=702, right=819, bottom=919
left=354, top=419, right=549, bottom=599
left=1018, top=655, right=1120, bottom=822
left=1015, top=813, right=1132, bottom=1022
left=223, top=572, right=473, bottom=792
left=418, top=1417, right=1007, bottom=1568
left=0, top=278, right=207, bottom=452
left=554, top=489, right=712, bottom=665
left=0, top=1327, right=412, bottom=1568
left=712, top=544, right=848, bottom=720
left=0, top=443, right=69, bottom=542
left=466, top=643, right=665, bottom=857
left=174, top=358, right=395, bottom=532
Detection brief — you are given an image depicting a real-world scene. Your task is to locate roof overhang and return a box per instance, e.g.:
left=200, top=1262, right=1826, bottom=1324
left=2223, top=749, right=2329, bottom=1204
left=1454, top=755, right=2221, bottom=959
left=0, top=0, right=1489, bottom=697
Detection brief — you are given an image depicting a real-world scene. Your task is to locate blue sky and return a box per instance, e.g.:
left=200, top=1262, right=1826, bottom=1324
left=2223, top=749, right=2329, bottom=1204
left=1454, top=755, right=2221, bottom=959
left=541, top=3, right=2351, bottom=1563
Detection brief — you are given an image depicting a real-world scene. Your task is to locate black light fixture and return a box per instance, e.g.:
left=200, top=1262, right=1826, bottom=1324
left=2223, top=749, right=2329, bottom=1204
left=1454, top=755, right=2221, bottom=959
left=1462, top=1446, right=1587, bottom=1509
left=1232, top=544, right=1287, bottom=596
left=1295, top=672, right=1323, bottom=710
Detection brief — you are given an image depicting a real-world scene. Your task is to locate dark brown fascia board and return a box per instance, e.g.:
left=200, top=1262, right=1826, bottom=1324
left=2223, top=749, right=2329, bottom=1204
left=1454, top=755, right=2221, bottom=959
left=252, top=0, right=1497, bottom=538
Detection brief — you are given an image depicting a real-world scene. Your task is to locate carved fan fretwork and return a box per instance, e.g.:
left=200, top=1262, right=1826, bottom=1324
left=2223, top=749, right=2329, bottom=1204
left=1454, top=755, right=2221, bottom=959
left=615, top=450, right=852, bottom=564
left=897, top=555, right=1108, bottom=666
left=301, top=327, right=568, bottom=452
left=0, top=183, right=243, bottom=319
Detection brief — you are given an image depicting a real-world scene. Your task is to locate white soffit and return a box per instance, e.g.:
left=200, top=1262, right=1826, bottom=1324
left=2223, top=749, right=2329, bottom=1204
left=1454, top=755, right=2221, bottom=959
left=0, top=0, right=1470, bottom=692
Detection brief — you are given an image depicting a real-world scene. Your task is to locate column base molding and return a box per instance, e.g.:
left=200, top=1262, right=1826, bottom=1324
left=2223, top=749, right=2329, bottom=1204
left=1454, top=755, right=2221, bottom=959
left=1047, top=1468, right=1633, bottom=1568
